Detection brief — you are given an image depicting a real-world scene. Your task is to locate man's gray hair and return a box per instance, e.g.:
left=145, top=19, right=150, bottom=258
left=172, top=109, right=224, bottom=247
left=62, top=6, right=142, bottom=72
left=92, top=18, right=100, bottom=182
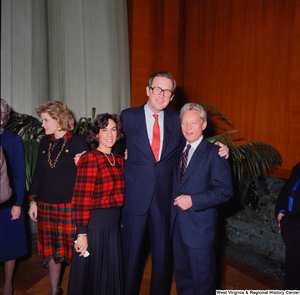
left=180, top=103, right=207, bottom=122
left=1, top=99, right=11, bottom=127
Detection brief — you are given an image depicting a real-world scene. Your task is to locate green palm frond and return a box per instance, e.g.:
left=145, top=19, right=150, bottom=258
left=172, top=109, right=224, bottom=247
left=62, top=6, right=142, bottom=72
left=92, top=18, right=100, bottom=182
left=203, top=102, right=282, bottom=181
left=23, top=139, right=40, bottom=191
left=6, top=111, right=45, bottom=141
left=200, top=102, right=232, bottom=125
left=73, top=117, right=92, bottom=135
left=73, top=107, right=96, bottom=135
left=6, top=112, right=44, bottom=191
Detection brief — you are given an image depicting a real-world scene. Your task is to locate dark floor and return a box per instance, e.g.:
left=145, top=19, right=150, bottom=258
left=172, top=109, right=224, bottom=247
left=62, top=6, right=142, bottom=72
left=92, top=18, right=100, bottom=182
left=221, top=240, right=285, bottom=284
left=0, top=243, right=284, bottom=295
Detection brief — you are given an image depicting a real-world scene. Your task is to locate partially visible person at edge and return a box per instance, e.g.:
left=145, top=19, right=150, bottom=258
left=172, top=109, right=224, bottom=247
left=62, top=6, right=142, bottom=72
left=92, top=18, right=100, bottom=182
left=0, top=146, right=12, bottom=204
left=170, top=103, right=233, bottom=294
left=67, top=113, right=125, bottom=295
left=275, top=162, right=300, bottom=290
left=114, top=71, right=230, bottom=295
left=0, top=98, right=27, bottom=295
left=28, top=101, right=89, bottom=295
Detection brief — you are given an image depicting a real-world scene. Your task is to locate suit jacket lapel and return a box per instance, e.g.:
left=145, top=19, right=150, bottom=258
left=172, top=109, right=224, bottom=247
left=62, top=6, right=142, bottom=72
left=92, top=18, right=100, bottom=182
left=135, top=105, right=153, bottom=155
left=161, top=110, right=173, bottom=159
left=175, top=141, right=186, bottom=184
left=180, top=138, right=208, bottom=185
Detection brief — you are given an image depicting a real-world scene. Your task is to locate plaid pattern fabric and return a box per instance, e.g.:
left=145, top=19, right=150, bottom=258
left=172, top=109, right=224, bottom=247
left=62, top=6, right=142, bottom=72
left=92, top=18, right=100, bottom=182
left=72, top=150, right=125, bottom=228
left=49, top=131, right=72, bottom=142
left=37, top=202, right=76, bottom=264
left=29, top=194, right=37, bottom=202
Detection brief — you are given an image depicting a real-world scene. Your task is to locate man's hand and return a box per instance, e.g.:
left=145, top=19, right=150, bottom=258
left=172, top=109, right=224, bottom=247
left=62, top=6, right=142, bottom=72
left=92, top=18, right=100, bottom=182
left=74, top=151, right=86, bottom=165
left=215, top=142, right=229, bottom=159
left=174, top=195, right=193, bottom=210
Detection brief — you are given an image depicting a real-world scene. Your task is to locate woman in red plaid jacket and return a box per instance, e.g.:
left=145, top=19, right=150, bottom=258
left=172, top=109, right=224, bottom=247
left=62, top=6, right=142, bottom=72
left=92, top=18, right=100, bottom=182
left=67, top=113, right=125, bottom=295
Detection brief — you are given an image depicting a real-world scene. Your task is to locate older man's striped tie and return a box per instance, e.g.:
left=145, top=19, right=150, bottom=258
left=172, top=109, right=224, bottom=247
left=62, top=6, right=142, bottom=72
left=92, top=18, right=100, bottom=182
left=180, top=144, right=191, bottom=184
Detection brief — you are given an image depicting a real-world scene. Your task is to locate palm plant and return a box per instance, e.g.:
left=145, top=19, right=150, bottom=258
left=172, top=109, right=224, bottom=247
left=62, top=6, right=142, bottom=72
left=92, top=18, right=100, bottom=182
left=6, top=108, right=96, bottom=191
left=6, top=112, right=44, bottom=191
left=73, top=107, right=96, bottom=135
left=6, top=104, right=282, bottom=190
left=200, top=102, right=282, bottom=181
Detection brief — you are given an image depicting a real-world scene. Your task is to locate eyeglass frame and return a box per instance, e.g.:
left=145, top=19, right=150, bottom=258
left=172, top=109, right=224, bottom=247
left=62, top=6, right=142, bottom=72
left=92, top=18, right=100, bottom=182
left=149, top=86, right=173, bottom=98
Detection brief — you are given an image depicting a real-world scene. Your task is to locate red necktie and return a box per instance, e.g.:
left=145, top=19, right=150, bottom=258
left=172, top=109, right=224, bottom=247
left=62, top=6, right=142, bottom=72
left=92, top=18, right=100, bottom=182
left=180, top=144, right=191, bottom=184
left=151, top=114, right=160, bottom=162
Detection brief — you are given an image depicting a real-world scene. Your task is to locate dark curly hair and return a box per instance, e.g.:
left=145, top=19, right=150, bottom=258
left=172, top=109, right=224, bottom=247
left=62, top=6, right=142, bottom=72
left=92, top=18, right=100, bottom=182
left=85, top=113, right=123, bottom=145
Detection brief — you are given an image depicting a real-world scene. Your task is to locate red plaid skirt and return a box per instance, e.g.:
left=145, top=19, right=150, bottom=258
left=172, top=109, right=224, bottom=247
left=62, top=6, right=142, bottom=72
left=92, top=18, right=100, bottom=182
left=37, top=202, right=76, bottom=264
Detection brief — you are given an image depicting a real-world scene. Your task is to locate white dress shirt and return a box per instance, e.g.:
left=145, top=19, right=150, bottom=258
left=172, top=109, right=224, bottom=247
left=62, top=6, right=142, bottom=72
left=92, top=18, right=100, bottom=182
left=182, top=135, right=204, bottom=167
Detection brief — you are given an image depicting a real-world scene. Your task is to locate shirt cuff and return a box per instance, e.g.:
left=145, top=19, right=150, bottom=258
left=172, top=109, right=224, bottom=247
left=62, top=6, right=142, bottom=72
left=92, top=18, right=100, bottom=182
left=76, top=226, right=88, bottom=234
left=277, top=210, right=285, bottom=221
left=29, top=195, right=38, bottom=202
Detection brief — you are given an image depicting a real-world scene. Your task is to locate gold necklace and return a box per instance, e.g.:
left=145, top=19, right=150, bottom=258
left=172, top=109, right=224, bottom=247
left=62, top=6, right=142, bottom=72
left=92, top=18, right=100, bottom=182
left=97, top=148, right=115, bottom=166
left=48, top=141, right=67, bottom=168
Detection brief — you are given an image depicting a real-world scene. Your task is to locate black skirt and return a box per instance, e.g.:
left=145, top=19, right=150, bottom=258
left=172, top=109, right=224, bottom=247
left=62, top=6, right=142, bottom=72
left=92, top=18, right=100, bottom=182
left=67, top=208, right=123, bottom=295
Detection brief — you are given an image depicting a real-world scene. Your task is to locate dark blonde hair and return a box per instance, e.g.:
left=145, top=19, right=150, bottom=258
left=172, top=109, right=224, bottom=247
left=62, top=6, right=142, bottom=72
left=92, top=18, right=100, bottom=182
left=1, top=99, right=11, bottom=127
left=35, top=101, right=74, bottom=131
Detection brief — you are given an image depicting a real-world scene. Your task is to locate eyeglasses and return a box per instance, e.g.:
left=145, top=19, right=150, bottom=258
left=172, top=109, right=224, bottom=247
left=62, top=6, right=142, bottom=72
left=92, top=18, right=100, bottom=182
left=150, top=86, right=173, bottom=98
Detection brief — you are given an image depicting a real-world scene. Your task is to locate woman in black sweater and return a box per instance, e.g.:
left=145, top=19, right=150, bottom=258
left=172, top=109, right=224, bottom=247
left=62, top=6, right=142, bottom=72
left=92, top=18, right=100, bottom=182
left=28, top=101, right=89, bottom=295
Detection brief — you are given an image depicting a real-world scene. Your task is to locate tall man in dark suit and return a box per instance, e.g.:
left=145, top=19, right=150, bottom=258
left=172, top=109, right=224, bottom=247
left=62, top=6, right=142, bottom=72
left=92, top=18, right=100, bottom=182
left=120, top=71, right=181, bottom=295
left=170, top=103, right=233, bottom=294
left=120, top=72, right=229, bottom=295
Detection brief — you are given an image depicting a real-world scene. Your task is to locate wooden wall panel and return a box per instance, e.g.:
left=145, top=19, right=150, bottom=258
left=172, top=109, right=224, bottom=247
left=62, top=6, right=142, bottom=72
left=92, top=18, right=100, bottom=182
left=127, top=0, right=181, bottom=109
left=128, top=0, right=300, bottom=178
left=183, top=0, right=300, bottom=178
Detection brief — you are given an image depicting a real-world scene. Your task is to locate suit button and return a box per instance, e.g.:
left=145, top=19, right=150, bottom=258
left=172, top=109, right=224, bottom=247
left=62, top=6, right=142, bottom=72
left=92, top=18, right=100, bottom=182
left=152, top=179, right=155, bottom=182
